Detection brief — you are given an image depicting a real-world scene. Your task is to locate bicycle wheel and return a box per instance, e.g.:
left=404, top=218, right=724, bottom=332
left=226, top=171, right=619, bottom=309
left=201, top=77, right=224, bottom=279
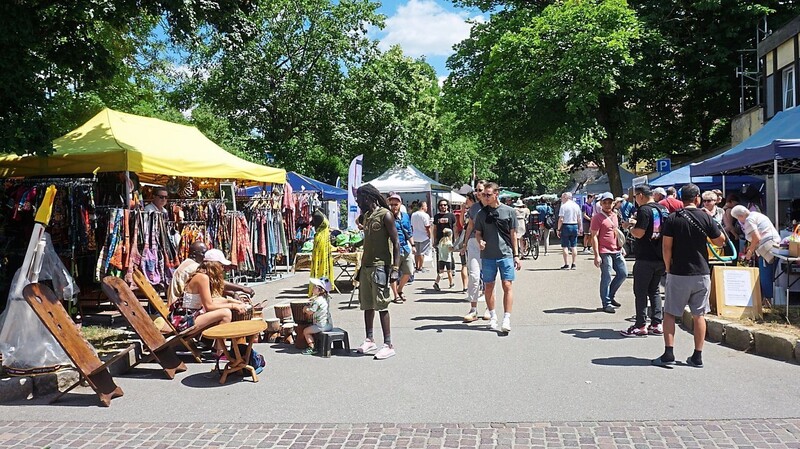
left=532, top=237, right=540, bottom=260
left=522, top=235, right=532, bottom=258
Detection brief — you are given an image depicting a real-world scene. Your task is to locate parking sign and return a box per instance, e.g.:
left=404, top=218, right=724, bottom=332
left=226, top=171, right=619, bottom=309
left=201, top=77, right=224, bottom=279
left=656, top=158, right=671, bottom=173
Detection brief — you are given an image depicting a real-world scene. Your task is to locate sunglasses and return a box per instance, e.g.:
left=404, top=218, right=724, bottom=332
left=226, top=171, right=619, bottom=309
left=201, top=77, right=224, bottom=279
left=475, top=189, right=483, bottom=193
left=438, top=203, right=448, bottom=207
left=482, top=192, right=495, bottom=197
left=703, top=199, right=715, bottom=203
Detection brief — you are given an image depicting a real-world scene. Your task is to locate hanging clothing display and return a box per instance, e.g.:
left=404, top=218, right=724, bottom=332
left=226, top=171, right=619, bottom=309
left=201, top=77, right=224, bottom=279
left=308, top=212, right=333, bottom=296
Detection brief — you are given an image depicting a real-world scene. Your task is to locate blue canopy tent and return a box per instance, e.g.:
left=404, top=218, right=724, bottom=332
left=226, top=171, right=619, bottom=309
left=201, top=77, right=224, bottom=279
left=649, top=164, right=763, bottom=191
left=241, top=172, right=347, bottom=200
left=691, top=106, right=800, bottom=224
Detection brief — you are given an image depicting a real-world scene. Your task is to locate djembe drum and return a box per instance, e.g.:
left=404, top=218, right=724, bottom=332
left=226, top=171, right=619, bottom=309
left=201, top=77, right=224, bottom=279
left=274, top=304, right=292, bottom=322
left=231, top=303, right=254, bottom=321
left=290, top=301, right=313, bottom=325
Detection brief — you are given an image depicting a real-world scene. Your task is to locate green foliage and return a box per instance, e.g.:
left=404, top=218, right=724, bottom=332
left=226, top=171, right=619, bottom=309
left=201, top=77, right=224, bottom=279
left=0, top=0, right=254, bottom=156
left=340, top=46, right=442, bottom=178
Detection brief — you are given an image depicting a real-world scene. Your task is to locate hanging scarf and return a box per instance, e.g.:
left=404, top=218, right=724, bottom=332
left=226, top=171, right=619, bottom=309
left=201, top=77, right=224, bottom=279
left=308, top=216, right=333, bottom=296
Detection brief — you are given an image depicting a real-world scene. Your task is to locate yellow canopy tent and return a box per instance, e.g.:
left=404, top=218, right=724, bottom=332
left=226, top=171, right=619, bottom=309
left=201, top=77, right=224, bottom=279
left=0, top=108, right=285, bottom=184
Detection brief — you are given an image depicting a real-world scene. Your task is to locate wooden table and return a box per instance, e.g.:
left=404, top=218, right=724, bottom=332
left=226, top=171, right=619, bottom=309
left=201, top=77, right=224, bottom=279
left=203, top=320, right=267, bottom=384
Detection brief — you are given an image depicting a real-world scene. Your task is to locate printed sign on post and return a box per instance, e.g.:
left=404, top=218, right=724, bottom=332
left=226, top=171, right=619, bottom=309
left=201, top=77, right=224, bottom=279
left=711, top=266, right=762, bottom=319
left=656, top=158, right=671, bottom=173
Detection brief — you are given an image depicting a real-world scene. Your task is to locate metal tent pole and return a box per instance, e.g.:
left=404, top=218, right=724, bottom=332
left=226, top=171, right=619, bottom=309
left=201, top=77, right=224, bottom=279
left=773, top=159, right=779, bottom=226
left=722, top=174, right=726, bottom=199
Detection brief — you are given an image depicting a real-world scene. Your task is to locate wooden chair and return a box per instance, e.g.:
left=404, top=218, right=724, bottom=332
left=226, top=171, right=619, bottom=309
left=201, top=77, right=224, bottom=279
left=22, top=283, right=132, bottom=407
left=100, top=276, right=187, bottom=379
left=131, top=267, right=203, bottom=362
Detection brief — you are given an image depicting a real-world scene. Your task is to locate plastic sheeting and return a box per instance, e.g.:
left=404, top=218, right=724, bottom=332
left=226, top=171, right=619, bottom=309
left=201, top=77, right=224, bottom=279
left=0, top=234, right=79, bottom=371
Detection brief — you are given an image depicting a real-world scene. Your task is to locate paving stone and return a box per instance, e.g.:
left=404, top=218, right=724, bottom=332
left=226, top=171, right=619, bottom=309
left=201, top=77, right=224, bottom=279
left=754, top=331, right=796, bottom=362
left=705, top=317, right=729, bottom=342
left=724, top=323, right=754, bottom=351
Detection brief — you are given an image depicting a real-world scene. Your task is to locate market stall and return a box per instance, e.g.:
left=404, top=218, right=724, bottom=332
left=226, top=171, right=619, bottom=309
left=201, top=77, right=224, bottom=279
left=0, top=108, right=288, bottom=303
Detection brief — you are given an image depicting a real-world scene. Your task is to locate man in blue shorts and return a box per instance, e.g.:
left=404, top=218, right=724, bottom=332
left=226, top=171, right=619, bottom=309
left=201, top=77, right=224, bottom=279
left=556, top=192, right=582, bottom=270
left=474, top=182, right=521, bottom=333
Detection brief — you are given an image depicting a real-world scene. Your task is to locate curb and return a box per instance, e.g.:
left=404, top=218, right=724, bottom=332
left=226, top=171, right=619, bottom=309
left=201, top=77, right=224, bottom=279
left=681, top=309, right=799, bottom=363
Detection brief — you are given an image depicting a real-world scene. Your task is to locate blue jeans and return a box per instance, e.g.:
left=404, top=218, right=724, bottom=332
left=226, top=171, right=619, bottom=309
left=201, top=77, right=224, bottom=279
left=758, top=256, right=775, bottom=299
left=600, top=252, right=627, bottom=307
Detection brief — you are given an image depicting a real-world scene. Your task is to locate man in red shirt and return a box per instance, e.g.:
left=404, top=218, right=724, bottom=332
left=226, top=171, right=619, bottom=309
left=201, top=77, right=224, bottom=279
left=659, top=186, right=684, bottom=213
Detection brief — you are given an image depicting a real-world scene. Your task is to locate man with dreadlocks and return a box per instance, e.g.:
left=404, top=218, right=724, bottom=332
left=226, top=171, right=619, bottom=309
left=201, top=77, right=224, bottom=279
left=355, top=184, right=401, bottom=360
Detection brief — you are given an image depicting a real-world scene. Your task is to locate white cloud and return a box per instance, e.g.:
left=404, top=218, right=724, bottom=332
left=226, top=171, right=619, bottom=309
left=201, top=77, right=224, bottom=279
left=379, top=0, right=482, bottom=58
left=438, top=75, right=448, bottom=87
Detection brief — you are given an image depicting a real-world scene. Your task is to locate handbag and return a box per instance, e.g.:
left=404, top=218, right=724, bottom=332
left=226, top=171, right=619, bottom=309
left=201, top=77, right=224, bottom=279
left=371, top=265, right=388, bottom=288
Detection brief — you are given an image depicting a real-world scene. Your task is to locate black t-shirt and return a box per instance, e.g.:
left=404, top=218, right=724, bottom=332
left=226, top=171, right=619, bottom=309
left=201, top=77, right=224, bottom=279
left=433, top=212, right=457, bottom=243
left=633, top=202, right=669, bottom=262
left=662, top=207, right=721, bottom=276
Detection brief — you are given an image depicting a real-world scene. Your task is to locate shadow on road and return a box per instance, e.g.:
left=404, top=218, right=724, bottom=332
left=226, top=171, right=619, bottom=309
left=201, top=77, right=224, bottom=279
left=412, top=297, right=464, bottom=304
left=180, top=371, right=255, bottom=388
left=591, top=356, right=654, bottom=367
left=415, top=323, right=498, bottom=333
left=526, top=268, right=568, bottom=272
left=561, top=328, right=625, bottom=340
left=543, top=307, right=599, bottom=314
left=411, top=315, right=467, bottom=322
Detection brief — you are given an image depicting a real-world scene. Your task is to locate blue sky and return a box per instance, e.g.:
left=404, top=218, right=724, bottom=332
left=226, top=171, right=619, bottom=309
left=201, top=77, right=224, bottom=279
left=371, top=0, right=485, bottom=81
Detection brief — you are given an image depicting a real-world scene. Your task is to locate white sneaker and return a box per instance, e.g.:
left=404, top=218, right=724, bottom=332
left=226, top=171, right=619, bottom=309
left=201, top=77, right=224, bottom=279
left=482, top=309, right=492, bottom=320
left=489, top=318, right=498, bottom=330
left=357, top=339, right=378, bottom=354
left=373, top=345, right=396, bottom=360
left=501, top=317, right=511, bottom=332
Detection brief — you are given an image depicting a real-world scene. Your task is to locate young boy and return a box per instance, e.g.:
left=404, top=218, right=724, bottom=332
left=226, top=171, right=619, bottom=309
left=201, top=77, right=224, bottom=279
left=433, top=228, right=454, bottom=291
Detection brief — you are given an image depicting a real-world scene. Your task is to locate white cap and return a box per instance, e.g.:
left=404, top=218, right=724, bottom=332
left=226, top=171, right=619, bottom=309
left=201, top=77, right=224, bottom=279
left=653, top=187, right=667, bottom=197
left=598, top=192, right=614, bottom=201
left=309, top=276, right=333, bottom=293
left=204, top=248, right=232, bottom=265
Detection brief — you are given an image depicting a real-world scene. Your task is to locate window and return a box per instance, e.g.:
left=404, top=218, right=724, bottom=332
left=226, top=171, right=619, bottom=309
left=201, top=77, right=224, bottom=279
left=783, top=66, right=795, bottom=110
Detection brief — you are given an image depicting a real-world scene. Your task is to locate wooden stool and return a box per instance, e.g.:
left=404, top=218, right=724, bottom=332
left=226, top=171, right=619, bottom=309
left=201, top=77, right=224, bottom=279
left=314, top=328, right=350, bottom=358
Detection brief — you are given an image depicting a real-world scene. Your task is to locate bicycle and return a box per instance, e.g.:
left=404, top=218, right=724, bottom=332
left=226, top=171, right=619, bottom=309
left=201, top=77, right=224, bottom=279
left=523, top=227, right=540, bottom=260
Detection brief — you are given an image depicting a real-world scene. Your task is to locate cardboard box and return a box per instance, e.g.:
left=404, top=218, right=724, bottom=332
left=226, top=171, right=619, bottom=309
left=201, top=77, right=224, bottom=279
left=790, top=240, right=800, bottom=258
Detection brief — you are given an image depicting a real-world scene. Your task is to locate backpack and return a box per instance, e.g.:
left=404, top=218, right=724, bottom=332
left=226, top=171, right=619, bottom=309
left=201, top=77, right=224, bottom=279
left=544, top=214, right=556, bottom=230
left=237, top=344, right=266, bottom=375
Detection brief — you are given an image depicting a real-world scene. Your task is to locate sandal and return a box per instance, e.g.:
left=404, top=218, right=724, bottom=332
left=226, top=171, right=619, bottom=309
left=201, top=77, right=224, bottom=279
left=392, top=297, right=403, bottom=304
left=398, top=292, right=407, bottom=303
left=433, top=283, right=441, bottom=291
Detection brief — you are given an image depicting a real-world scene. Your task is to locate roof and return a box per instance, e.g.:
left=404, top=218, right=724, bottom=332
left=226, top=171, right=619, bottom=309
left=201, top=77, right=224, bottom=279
left=691, top=107, right=800, bottom=176
left=365, top=164, right=449, bottom=193
left=0, top=108, right=285, bottom=183
left=287, top=172, right=347, bottom=200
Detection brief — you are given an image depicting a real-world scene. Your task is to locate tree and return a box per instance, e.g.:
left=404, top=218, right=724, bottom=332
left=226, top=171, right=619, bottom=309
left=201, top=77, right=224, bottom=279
left=339, top=46, right=442, bottom=178
left=0, top=1, right=255, bottom=156
left=182, top=0, right=382, bottom=183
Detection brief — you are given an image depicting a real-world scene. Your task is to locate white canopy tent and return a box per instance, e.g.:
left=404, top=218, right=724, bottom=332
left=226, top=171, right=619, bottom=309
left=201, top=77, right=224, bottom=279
left=433, top=190, right=467, bottom=205
left=366, top=164, right=449, bottom=193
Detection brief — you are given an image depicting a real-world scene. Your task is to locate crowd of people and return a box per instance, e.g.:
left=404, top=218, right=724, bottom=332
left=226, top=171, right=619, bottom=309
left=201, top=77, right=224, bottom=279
left=146, top=178, right=780, bottom=368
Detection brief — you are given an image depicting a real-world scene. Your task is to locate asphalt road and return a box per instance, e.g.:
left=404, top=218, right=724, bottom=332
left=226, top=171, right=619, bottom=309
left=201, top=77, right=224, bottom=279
left=2, top=249, right=799, bottom=423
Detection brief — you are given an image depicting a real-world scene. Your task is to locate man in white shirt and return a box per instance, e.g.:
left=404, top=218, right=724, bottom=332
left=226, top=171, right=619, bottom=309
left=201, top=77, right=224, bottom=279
left=410, top=202, right=432, bottom=272
left=144, top=187, right=169, bottom=215
left=557, top=192, right=583, bottom=270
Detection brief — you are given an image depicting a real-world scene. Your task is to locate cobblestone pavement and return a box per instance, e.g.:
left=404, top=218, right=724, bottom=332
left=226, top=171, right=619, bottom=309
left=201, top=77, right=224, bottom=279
left=2, top=419, right=800, bottom=449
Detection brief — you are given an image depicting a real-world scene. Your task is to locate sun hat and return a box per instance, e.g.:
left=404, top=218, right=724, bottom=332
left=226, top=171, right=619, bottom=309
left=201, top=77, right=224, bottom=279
left=204, top=248, right=232, bottom=265
left=513, top=199, right=524, bottom=207
left=598, top=192, right=614, bottom=201
left=309, top=277, right=333, bottom=293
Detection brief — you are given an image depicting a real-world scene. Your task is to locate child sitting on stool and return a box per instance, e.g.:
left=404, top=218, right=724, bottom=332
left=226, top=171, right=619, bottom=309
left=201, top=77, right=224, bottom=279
left=302, top=276, right=334, bottom=355
left=434, top=228, right=454, bottom=291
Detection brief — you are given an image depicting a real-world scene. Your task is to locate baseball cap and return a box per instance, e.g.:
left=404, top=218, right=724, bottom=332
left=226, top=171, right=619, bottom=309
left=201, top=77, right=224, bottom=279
left=388, top=192, right=402, bottom=202
left=204, top=248, right=232, bottom=265
left=653, top=187, right=667, bottom=197
left=309, top=276, right=333, bottom=293
left=598, top=192, right=614, bottom=201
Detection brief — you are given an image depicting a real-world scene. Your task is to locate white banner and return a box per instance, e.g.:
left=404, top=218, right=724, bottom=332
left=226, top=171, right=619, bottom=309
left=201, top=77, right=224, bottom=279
left=327, top=201, right=340, bottom=230
left=347, top=154, right=363, bottom=230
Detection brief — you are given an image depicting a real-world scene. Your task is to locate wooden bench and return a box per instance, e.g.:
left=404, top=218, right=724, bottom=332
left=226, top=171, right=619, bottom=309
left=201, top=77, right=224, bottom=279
left=100, top=276, right=187, bottom=379
left=131, top=267, right=203, bottom=363
left=23, top=283, right=132, bottom=407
